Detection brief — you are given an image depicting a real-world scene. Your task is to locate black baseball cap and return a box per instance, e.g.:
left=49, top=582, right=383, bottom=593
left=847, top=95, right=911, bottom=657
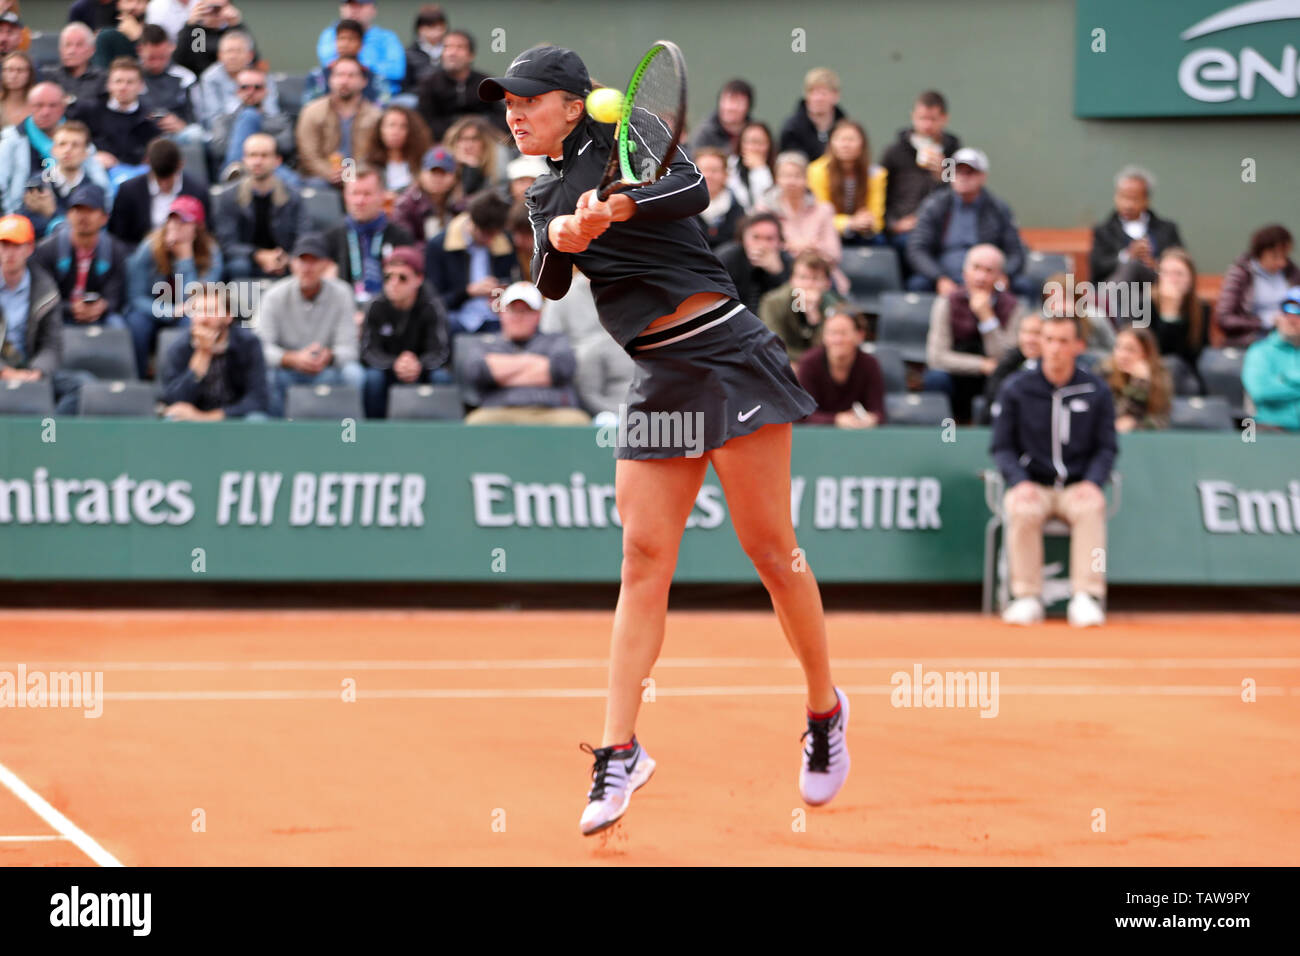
left=292, top=232, right=330, bottom=259
left=478, top=46, right=590, bottom=102
left=68, top=183, right=108, bottom=212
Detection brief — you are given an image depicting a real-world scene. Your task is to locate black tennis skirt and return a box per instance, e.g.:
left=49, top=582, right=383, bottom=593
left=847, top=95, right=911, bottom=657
left=613, top=299, right=817, bottom=460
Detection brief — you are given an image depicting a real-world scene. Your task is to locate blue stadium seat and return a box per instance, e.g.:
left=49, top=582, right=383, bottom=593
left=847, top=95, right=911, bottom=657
left=1020, top=251, right=1071, bottom=292
left=273, top=73, right=309, bottom=118
left=876, top=291, right=935, bottom=364
left=181, top=138, right=211, bottom=191
left=861, top=342, right=905, bottom=394
left=301, top=187, right=343, bottom=234
left=387, top=384, right=465, bottom=420
left=78, top=381, right=158, bottom=417
left=841, top=246, right=902, bottom=314
left=285, top=384, right=363, bottom=421
left=1197, top=347, right=1246, bottom=418
left=1161, top=353, right=1201, bottom=396
left=62, top=326, right=137, bottom=380
left=885, top=390, right=951, bottom=426
left=27, top=32, right=59, bottom=69
left=1170, top=395, right=1234, bottom=430
left=0, top=379, right=54, bottom=416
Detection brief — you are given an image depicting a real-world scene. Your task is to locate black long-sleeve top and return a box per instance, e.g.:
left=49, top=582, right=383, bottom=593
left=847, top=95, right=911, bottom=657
left=524, top=112, right=738, bottom=348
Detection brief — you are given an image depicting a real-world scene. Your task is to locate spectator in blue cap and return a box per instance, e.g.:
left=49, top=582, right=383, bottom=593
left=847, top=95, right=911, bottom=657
left=1242, top=286, right=1300, bottom=432
left=33, top=182, right=128, bottom=329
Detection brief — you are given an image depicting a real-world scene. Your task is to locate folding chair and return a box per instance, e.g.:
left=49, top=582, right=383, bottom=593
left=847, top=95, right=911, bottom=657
left=285, top=384, right=363, bottom=421
left=980, top=469, right=1123, bottom=615
left=876, top=291, right=935, bottom=364
left=387, top=384, right=464, bottom=420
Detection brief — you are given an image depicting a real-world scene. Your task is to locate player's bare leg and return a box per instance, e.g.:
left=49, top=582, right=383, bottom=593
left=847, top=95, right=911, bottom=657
left=708, top=423, right=836, bottom=712
left=602, top=454, right=709, bottom=745
left=709, top=422, right=849, bottom=805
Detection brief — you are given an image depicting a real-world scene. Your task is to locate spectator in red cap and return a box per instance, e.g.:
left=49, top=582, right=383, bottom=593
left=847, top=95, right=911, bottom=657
left=0, top=213, right=95, bottom=414
left=124, top=194, right=223, bottom=377
left=359, top=244, right=451, bottom=417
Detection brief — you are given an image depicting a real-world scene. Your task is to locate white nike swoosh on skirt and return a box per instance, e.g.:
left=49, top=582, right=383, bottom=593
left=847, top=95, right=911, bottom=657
left=737, top=405, right=761, bottom=422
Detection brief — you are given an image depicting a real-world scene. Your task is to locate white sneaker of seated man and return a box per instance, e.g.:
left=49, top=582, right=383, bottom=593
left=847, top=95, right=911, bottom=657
left=1003, top=594, right=1106, bottom=627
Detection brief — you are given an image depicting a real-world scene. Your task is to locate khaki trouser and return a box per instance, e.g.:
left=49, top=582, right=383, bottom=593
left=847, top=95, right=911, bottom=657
left=464, top=405, right=592, bottom=426
left=1003, top=483, right=1107, bottom=600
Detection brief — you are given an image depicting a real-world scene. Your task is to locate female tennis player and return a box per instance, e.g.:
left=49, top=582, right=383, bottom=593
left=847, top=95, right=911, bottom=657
left=480, top=46, right=849, bottom=836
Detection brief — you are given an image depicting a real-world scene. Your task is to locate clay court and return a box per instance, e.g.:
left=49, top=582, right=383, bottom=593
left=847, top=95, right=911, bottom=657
left=1, top=609, right=1296, bottom=866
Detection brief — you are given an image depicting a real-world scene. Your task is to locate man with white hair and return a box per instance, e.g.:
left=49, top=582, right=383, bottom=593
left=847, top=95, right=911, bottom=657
left=1089, top=165, right=1184, bottom=285
left=40, top=22, right=105, bottom=103
left=199, top=28, right=280, bottom=126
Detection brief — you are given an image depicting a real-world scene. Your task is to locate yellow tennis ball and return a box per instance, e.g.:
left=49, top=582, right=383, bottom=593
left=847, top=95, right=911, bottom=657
left=586, top=88, right=624, bottom=124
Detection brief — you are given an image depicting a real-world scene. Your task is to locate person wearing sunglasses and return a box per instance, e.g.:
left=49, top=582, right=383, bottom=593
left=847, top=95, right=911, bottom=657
left=359, top=245, right=451, bottom=418
left=1242, top=286, right=1300, bottom=432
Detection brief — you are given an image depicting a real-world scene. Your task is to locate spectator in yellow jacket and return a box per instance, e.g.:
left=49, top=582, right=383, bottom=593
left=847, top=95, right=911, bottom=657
left=807, top=120, right=886, bottom=247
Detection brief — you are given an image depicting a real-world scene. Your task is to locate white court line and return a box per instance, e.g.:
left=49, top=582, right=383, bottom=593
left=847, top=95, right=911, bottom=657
left=0, top=761, right=123, bottom=866
left=0, top=834, right=70, bottom=842
left=7, top=657, right=1300, bottom=672
left=91, top=684, right=1295, bottom=702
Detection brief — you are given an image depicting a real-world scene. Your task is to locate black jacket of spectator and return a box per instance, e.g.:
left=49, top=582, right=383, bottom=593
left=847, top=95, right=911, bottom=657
left=990, top=363, right=1118, bottom=488
left=32, top=226, right=129, bottom=322
left=417, top=67, right=508, bottom=142
left=404, top=41, right=438, bottom=92
left=1089, top=209, right=1184, bottom=282
left=143, top=64, right=199, bottom=125
left=67, top=0, right=119, bottom=32
left=107, top=171, right=211, bottom=248
left=160, top=322, right=269, bottom=417
left=778, top=99, right=846, bottom=161
left=360, top=284, right=450, bottom=372
left=68, top=92, right=161, bottom=167
left=172, top=24, right=247, bottom=78
left=688, top=110, right=739, bottom=154
left=715, top=240, right=793, bottom=314
left=424, top=218, right=515, bottom=313
left=323, top=219, right=415, bottom=290
left=696, top=193, right=746, bottom=250
left=214, top=177, right=311, bottom=276
left=981, top=348, right=1032, bottom=423
left=880, top=126, right=962, bottom=229
left=907, top=187, right=1026, bottom=283
left=39, top=65, right=105, bottom=105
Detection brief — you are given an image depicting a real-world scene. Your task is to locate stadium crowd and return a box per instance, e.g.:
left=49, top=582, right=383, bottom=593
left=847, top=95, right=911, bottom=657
left=0, top=0, right=1296, bottom=438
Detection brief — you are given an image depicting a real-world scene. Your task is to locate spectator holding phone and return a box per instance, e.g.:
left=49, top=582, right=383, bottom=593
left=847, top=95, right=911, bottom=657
left=33, top=183, right=127, bottom=329
left=1, top=93, right=109, bottom=221
left=796, top=307, right=887, bottom=428
left=1089, top=166, right=1184, bottom=286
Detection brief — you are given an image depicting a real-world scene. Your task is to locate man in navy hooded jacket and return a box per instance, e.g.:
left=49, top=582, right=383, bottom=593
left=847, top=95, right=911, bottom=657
left=990, top=312, right=1118, bottom=628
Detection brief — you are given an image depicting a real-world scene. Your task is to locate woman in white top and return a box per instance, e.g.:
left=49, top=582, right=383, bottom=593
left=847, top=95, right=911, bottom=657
left=726, top=120, right=774, bottom=213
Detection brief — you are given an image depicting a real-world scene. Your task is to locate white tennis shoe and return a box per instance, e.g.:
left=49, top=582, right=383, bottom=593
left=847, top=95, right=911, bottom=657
left=1003, top=596, right=1045, bottom=625
left=1068, top=593, right=1106, bottom=627
left=799, top=687, right=850, bottom=806
left=579, top=737, right=655, bottom=836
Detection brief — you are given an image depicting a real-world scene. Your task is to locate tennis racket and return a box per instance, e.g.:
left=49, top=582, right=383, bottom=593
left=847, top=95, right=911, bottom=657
left=594, top=40, right=688, bottom=202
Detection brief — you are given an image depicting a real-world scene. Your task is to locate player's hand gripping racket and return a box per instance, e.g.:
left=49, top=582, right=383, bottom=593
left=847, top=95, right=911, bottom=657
left=593, top=40, right=688, bottom=202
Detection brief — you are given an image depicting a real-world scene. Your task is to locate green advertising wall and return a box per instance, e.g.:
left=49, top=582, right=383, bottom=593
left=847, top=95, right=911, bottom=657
left=1, top=419, right=1296, bottom=585
left=22, top=0, right=1299, bottom=275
